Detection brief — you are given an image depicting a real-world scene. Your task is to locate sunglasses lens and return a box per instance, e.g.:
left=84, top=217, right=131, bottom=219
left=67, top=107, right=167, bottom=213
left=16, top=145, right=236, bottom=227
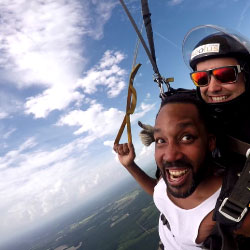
left=191, top=71, right=209, bottom=86
left=213, top=67, right=236, bottom=83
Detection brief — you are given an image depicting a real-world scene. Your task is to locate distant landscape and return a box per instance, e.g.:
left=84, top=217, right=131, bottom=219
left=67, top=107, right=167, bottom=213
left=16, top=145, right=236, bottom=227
left=2, top=176, right=160, bottom=250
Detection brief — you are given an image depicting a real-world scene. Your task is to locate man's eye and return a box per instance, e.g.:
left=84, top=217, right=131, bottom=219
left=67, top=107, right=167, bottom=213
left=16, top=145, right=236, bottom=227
left=181, top=134, right=195, bottom=142
left=155, top=138, right=165, bottom=144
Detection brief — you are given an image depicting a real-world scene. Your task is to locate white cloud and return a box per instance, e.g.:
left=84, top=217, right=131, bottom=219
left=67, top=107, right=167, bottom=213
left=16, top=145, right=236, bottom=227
left=84, top=1, right=118, bottom=40
left=25, top=87, right=84, bottom=118
left=104, top=140, right=115, bottom=148
left=24, top=48, right=127, bottom=118
left=0, top=0, right=155, bottom=242
left=57, top=101, right=155, bottom=141
left=0, top=91, right=23, bottom=118
left=0, top=134, right=125, bottom=239
left=2, top=128, right=16, bottom=139
left=0, top=0, right=117, bottom=118
left=0, top=112, right=8, bottom=120
left=0, top=138, right=81, bottom=224
left=77, top=50, right=127, bottom=98
left=138, top=144, right=154, bottom=158
left=0, top=0, right=86, bottom=87
left=131, top=102, right=156, bottom=121
left=168, top=0, right=184, bottom=6
left=57, top=102, right=125, bottom=137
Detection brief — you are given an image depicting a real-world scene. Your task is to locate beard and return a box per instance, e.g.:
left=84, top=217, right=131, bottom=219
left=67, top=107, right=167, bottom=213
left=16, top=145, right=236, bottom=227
left=161, top=157, right=211, bottom=199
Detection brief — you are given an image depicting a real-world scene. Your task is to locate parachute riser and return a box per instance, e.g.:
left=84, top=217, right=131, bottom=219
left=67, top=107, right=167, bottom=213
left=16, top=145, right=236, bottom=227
left=153, top=73, right=174, bottom=99
left=120, top=0, right=175, bottom=100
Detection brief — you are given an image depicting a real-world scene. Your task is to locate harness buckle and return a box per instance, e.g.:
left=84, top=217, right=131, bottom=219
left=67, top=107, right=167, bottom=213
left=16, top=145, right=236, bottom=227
left=218, top=197, right=248, bottom=222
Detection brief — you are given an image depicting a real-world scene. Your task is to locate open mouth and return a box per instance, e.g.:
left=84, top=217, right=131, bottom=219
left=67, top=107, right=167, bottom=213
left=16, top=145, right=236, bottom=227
left=166, top=168, right=190, bottom=186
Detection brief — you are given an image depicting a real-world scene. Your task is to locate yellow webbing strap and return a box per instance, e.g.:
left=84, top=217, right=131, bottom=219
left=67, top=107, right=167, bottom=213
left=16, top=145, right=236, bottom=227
left=114, top=63, right=141, bottom=144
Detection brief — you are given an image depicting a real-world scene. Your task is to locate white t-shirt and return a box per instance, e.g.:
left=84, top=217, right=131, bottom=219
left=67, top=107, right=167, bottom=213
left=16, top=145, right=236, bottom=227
left=153, top=178, right=221, bottom=250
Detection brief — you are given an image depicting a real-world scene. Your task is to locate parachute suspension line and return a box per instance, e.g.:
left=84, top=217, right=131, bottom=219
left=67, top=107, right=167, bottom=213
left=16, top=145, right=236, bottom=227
left=114, top=3, right=143, bottom=144
left=115, top=0, right=176, bottom=144
left=119, top=0, right=174, bottom=99
left=132, top=19, right=143, bottom=69
left=141, top=0, right=174, bottom=98
left=119, top=0, right=158, bottom=73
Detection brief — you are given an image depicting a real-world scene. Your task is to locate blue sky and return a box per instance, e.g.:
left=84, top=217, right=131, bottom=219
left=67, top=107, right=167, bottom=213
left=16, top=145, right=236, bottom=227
left=1, top=0, right=250, bottom=243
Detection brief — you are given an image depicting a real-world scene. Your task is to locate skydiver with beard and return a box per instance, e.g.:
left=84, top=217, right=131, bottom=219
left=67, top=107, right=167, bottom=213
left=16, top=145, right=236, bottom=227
left=113, top=92, right=250, bottom=250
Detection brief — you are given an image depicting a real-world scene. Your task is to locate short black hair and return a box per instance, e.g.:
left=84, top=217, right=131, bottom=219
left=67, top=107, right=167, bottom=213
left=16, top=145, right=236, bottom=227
left=159, top=91, right=213, bottom=132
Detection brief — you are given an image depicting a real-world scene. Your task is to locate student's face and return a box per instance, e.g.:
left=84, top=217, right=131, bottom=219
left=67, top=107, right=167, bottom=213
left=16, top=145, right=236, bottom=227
left=154, top=103, right=215, bottom=198
left=196, top=57, right=245, bottom=103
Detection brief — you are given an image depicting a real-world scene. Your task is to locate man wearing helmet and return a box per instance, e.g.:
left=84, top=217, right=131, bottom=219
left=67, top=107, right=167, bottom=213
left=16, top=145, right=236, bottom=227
left=183, top=25, right=250, bottom=142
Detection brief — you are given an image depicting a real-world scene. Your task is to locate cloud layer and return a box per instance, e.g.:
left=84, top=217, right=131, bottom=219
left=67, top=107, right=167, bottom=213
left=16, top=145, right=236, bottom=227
left=0, top=0, right=156, bottom=244
left=77, top=50, right=126, bottom=98
left=0, top=0, right=118, bottom=119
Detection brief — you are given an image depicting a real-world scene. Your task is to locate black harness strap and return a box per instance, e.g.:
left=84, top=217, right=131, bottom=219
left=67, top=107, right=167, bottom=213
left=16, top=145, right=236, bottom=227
left=225, top=135, right=250, bottom=157
left=214, top=136, right=250, bottom=226
left=216, top=155, right=250, bottom=225
left=140, top=0, right=158, bottom=74
left=206, top=136, right=250, bottom=249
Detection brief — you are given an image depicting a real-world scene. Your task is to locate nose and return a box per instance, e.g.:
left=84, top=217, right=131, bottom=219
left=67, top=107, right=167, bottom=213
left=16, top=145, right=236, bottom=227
left=163, top=143, right=183, bottom=163
left=207, top=75, right=222, bottom=93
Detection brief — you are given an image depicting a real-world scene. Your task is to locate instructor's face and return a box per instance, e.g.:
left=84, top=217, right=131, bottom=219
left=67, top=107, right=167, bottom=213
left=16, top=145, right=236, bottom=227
left=197, top=57, right=245, bottom=103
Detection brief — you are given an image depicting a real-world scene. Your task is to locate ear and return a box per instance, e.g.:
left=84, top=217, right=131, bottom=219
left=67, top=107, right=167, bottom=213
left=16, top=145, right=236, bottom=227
left=208, top=133, right=216, bottom=152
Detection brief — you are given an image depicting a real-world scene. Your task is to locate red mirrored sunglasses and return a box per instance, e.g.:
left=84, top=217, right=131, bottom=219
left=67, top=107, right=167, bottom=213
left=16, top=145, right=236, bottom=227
left=190, top=65, right=242, bottom=87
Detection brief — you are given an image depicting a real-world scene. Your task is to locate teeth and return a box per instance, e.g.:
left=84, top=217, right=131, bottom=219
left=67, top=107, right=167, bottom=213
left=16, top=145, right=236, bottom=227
left=168, top=169, right=188, bottom=177
left=211, top=96, right=228, bottom=102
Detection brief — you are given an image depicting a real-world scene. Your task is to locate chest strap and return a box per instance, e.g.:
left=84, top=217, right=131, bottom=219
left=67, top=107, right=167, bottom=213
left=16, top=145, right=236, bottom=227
left=218, top=155, right=250, bottom=224
left=215, top=135, right=250, bottom=225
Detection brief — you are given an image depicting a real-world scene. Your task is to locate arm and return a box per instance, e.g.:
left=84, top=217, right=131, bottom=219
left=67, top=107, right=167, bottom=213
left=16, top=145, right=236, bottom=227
left=113, top=142, right=157, bottom=195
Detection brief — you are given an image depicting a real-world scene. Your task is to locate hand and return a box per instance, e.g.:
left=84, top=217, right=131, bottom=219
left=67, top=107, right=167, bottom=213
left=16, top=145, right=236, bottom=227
left=113, top=143, right=136, bottom=168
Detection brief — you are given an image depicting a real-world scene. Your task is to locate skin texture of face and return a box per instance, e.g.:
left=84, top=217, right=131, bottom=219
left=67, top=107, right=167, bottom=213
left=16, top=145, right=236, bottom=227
left=196, top=57, right=245, bottom=103
left=154, top=103, right=215, bottom=198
